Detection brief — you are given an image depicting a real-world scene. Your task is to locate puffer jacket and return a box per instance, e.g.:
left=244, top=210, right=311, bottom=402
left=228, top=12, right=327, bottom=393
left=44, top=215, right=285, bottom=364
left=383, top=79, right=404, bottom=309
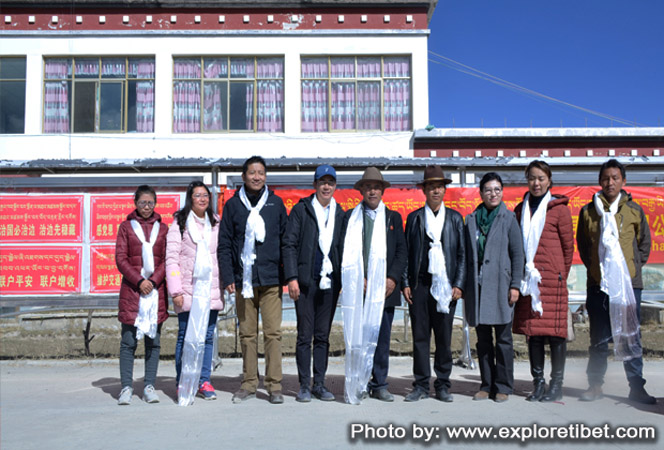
left=115, top=210, right=169, bottom=325
left=512, top=194, right=574, bottom=338
left=576, top=190, right=651, bottom=289
left=166, top=213, right=224, bottom=314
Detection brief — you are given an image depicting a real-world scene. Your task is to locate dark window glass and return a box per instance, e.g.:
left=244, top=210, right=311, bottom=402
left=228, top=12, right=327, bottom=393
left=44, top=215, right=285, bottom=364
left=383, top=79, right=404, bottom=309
left=73, top=82, right=96, bottom=132
left=0, top=57, right=26, bottom=134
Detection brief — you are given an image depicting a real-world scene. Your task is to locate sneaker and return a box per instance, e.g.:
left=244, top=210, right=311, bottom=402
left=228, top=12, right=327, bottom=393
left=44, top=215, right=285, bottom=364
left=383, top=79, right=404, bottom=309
left=312, top=384, right=335, bottom=402
left=197, top=381, right=217, bottom=401
left=370, top=388, right=394, bottom=402
left=143, top=385, right=160, bottom=404
left=232, top=388, right=256, bottom=404
left=269, top=390, right=284, bottom=404
left=628, top=386, right=656, bottom=405
left=435, top=388, right=454, bottom=403
left=404, top=388, right=429, bottom=402
left=579, top=386, right=602, bottom=402
left=117, top=386, right=133, bottom=405
left=296, top=386, right=312, bottom=403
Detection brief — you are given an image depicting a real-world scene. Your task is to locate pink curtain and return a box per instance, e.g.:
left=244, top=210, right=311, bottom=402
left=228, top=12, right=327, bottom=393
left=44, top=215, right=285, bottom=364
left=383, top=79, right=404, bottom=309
left=257, top=58, right=283, bottom=79
left=257, top=80, right=283, bottom=132
left=204, top=59, right=228, bottom=79
left=43, top=81, right=70, bottom=133
left=357, top=82, right=380, bottom=130
left=173, top=81, right=201, bottom=132
left=136, top=82, right=154, bottom=133
left=301, top=80, right=328, bottom=132
left=357, top=58, right=381, bottom=78
left=230, top=59, right=255, bottom=78
left=101, top=59, right=125, bottom=77
left=174, top=59, right=201, bottom=79
left=44, top=59, right=71, bottom=79
left=75, top=59, right=99, bottom=77
left=244, top=83, right=254, bottom=129
left=301, top=58, right=328, bottom=78
left=203, top=83, right=223, bottom=131
left=383, top=57, right=410, bottom=78
left=331, top=82, right=355, bottom=130
left=330, top=58, right=355, bottom=78
left=384, top=80, right=411, bottom=131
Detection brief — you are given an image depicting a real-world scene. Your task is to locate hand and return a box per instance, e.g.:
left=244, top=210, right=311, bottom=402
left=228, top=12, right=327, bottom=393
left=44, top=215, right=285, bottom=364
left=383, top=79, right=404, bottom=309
left=508, top=288, right=519, bottom=306
left=225, top=284, right=235, bottom=294
left=385, top=278, right=396, bottom=298
left=288, top=279, right=300, bottom=301
left=452, top=287, right=463, bottom=301
left=172, top=295, right=184, bottom=308
left=364, top=278, right=367, bottom=293
left=139, top=279, right=153, bottom=296
left=402, top=286, right=413, bottom=304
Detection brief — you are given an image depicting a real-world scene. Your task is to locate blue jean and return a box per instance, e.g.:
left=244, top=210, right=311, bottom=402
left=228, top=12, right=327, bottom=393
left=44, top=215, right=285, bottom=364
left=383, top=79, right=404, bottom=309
left=368, top=306, right=395, bottom=392
left=175, top=310, right=219, bottom=385
left=586, top=286, right=645, bottom=388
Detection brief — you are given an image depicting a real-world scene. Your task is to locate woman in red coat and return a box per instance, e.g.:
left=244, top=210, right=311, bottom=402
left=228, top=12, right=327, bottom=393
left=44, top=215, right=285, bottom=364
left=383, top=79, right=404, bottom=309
left=513, top=161, right=574, bottom=402
left=115, top=185, right=169, bottom=405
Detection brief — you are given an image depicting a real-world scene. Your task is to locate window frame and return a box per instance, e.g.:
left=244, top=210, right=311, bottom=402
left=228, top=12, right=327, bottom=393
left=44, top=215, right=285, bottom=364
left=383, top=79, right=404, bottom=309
left=171, top=55, right=285, bottom=134
left=300, top=55, right=412, bottom=133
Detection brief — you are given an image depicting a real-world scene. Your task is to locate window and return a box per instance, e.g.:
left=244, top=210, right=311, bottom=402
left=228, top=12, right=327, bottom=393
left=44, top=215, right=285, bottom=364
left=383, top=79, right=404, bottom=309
left=173, top=57, right=284, bottom=133
left=301, top=56, right=411, bottom=132
left=43, top=57, right=155, bottom=133
left=0, top=57, right=26, bottom=134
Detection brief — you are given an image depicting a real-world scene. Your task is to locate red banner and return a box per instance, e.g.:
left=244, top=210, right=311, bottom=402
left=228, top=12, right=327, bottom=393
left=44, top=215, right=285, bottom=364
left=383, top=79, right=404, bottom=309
left=0, top=246, right=82, bottom=294
left=90, top=245, right=122, bottom=293
left=90, top=194, right=180, bottom=242
left=0, top=195, right=83, bottom=243
left=222, top=186, right=664, bottom=265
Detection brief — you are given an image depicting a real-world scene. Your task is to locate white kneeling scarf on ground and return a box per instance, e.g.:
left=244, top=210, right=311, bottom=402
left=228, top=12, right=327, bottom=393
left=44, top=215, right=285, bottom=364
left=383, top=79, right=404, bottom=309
left=239, top=185, right=269, bottom=298
left=178, top=212, right=213, bottom=406
left=130, top=220, right=160, bottom=340
left=340, top=202, right=387, bottom=405
left=425, top=204, right=453, bottom=313
left=312, top=196, right=337, bottom=290
left=519, top=190, right=551, bottom=316
left=593, top=192, right=642, bottom=361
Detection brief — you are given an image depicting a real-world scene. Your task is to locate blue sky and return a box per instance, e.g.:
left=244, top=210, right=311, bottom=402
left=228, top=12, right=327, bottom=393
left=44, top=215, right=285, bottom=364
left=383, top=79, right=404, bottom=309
left=427, top=1, right=663, bottom=129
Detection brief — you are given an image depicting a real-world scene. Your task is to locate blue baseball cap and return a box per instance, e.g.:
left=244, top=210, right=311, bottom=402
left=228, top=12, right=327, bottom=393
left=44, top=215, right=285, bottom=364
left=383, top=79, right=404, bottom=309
left=314, top=164, right=337, bottom=181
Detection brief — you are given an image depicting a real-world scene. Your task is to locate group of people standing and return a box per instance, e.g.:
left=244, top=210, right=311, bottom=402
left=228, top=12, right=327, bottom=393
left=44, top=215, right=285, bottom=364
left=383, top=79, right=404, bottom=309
left=114, top=156, right=656, bottom=407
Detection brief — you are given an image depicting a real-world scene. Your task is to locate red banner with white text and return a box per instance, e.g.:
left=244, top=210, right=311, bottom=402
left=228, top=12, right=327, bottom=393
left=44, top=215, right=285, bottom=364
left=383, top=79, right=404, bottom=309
left=0, top=246, right=82, bottom=294
left=0, top=195, right=83, bottom=243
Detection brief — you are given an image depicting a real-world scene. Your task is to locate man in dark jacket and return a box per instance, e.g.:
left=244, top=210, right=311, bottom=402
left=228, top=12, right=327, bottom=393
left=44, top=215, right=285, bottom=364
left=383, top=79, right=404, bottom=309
left=341, top=167, right=407, bottom=403
left=402, top=165, right=466, bottom=402
left=217, top=156, right=288, bottom=405
left=282, top=164, right=345, bottom=402
left=576, top=159, right=655, bottom=404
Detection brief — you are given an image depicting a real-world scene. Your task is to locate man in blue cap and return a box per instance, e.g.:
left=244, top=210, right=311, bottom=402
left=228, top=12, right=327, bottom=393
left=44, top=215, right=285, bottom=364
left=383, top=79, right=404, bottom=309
left=283, top=164, right=346, bottom=402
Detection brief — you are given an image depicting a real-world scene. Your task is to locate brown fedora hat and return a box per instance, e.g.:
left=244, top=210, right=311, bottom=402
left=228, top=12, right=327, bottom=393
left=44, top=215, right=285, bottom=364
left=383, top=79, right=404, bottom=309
left=354, top=166, right=391, bottom=190
left=417, top=165, right=453, bottom=186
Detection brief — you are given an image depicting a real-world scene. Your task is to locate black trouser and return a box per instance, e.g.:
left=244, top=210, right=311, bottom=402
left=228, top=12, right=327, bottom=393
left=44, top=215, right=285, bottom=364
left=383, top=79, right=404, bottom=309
left=294, top=283, right=337, bottom=387
left=120, top=323, right=162, bottom=389
left=409, top=281, right=457, bottom=391
left=369, top=306, right=396, bottom=391
left=476, top=322, right=514, bottom=395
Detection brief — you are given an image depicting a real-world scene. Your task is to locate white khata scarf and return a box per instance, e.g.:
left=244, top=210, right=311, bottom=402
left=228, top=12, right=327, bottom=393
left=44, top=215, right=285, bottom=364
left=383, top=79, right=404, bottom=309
left=424, top=204, right=453, bottom=313
left=340, top=201, right=387, bottom=405
left=238, top=185, right=269, bottom=298
left=312, top=196, right=337, bottom=290
left=519, top=190, right=552, bottom=315
left=593, top=192, right=642, bottom=361
left=130, top=219, right=160, bottom=340
left=178, top=211, right=213, bottom=406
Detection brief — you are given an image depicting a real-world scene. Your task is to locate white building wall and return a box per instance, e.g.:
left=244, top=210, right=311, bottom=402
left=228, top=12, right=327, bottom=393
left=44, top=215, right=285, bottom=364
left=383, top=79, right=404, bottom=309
left=0, top=32, right=429, bottom=162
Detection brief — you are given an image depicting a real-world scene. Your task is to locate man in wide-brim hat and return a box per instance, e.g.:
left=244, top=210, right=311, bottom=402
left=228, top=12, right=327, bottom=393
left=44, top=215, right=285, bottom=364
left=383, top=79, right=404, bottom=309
left=339, top=167, right=406, bottom=404
left=403, top=165, right=467, bottom=403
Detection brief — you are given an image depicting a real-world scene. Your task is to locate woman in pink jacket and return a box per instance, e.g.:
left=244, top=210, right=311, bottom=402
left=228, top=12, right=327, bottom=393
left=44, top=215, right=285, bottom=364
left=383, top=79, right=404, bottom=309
left=166, top=181, right=223, bottom=402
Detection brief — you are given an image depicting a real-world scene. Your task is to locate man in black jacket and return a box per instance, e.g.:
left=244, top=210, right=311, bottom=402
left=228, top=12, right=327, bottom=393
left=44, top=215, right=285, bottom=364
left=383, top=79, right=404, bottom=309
left=282, top=165, right=346, bottom=402
left=402, top=165, right=466, bottom=402
left=217, top=156, right=288, bottom=405
left=341, top=167, right=407, bottom=402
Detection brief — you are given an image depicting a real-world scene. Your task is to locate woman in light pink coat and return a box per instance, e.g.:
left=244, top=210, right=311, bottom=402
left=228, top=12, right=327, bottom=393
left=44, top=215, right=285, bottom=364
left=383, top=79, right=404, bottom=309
left=166, top=181, right=223, bottom=400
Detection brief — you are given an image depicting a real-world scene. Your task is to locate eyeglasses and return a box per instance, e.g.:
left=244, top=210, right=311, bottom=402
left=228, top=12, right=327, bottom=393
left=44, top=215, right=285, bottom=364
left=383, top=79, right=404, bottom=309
left=193, top=194, right=210, bottom=199
left=482, top=188, right=502, bottom=195
left=137, top=201, right=155, bottom=208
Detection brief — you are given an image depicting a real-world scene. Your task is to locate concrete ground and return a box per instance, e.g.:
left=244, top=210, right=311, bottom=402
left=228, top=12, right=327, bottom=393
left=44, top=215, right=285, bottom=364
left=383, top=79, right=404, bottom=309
left=1, top=356, right=663, bottom=450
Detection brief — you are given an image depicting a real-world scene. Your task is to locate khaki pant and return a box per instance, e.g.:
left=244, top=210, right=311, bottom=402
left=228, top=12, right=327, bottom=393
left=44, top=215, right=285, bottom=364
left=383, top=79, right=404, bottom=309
left=237, top=285, right=283, bottom=393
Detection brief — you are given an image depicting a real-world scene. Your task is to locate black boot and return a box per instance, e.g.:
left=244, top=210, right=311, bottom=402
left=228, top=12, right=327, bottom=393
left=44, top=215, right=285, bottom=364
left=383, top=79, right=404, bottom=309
left=526, top=336, right=546, bottom=402
left=541, top=337, right=566, bottom=402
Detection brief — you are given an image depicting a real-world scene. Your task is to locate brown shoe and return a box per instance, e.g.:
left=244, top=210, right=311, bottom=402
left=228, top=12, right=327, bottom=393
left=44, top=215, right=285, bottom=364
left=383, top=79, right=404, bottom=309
left=473, top=391, right=490, bottom=401
left=269, top=390, right=284, bottom=404
left=580, top=386, right=602, bottom=402
left=232, top=389, right=255, bottom=404
left=495, top=393, right=509, bottom=403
